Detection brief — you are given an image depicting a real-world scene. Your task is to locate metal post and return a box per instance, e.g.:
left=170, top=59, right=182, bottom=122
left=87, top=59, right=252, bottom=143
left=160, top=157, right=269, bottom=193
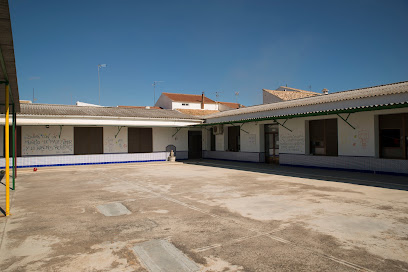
left=14, top=110, right=17, bottom=179
left=5, top=84, right=10, bottom=216
left=98, top=65, right=100, bottom=105
left=12, top=103, right=15, bottom=190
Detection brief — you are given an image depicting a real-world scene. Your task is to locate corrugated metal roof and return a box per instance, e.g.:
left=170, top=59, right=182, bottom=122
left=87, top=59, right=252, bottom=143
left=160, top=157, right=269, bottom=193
left=18, top=103, right=201, bottom=120
left=201, top=101, right=408, bottom=125
left=206, top=81, right=408, bottom=120
left=218, top=102, right=244, bottom=109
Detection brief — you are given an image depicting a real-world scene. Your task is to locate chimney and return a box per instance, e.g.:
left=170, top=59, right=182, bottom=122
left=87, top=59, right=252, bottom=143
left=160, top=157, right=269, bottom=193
left=201, top=92, right=205, bottom=109
left=322, top=88, right=329, bottom=95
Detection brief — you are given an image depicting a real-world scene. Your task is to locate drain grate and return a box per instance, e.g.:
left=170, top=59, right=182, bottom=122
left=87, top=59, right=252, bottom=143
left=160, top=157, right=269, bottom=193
left=96, top=202, right=132, bottom=217
left=133, top=239, right=199, bottom=272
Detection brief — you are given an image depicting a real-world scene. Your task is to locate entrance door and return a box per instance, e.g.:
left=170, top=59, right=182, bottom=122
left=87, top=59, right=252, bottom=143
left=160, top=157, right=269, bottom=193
left=188, top=131, right=202, bottom=159
left=265, top=124, right=279, bottom=164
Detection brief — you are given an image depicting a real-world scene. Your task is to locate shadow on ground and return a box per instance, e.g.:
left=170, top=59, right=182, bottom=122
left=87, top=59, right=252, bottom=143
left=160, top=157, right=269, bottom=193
left=183, top=159, right=408, bottom=191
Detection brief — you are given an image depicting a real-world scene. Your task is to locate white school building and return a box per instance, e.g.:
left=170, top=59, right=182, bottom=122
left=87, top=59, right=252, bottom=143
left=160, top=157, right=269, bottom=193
left=201, top=81, right=408, bottom=175
left=0, top=81, right=407, bottom=176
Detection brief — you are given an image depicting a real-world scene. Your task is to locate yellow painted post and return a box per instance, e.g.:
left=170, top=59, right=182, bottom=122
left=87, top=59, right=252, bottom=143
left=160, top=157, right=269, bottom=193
left=5, top=84, right=10, bottom=216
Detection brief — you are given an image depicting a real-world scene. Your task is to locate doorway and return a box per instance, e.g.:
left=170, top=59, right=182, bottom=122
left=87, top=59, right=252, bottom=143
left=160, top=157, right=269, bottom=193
left=188, top=131, right=202, bottom=159
left=265, top=124, right=279, bottom=164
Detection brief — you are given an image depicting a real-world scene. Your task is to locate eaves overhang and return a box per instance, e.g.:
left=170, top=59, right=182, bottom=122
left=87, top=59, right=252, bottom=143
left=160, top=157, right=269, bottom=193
left=0, top=114, right=204, bottom=127
left=194, top=101, right=408, bottom=126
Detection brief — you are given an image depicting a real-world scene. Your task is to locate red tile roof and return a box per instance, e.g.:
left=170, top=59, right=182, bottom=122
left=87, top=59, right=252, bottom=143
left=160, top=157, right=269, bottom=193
left=118, top=106, right=162, bottom=109
left=162, top=93, right=216, bottom=104
left=176, top=109, right=220, bottom=116
left=219, top=102, right=244, bottom=109
left=263, top=88, right=320, bottom=101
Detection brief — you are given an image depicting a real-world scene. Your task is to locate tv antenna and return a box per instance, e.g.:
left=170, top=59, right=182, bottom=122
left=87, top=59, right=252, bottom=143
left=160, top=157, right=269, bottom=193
left=153, top=81, right=164, bottom=105
left=214, top=91, right=223, bottom=101
left=32, top=88, right=38, bottom=103
left=234, top=91, right=240, bottom=103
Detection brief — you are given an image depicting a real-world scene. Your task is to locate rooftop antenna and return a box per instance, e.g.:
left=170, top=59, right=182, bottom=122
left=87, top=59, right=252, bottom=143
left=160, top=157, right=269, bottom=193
left=215, top=91, right=223, bottom=101
left=32, top=88, right=37, bottom=103
left=153, top=81, right=164, bottom=105
left=97, top=64, right=107, bottom=105
left=234, top=91, right=239, bottom=104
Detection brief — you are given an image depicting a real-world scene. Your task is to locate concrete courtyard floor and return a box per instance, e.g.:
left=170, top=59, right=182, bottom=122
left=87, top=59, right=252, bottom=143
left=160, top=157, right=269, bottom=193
left=0, top=160, right=408, bottom=271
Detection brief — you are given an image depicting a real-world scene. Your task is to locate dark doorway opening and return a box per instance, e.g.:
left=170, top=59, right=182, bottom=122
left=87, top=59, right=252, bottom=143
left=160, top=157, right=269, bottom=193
left=228, top=126, right=240, bottom=152
left=128, top=127, right=153, bottom=153
left=188, top=131, right=202, bottom=159
left=74, top=127, right=103, bottom=155
left=265, top=124, right=279, bottom=164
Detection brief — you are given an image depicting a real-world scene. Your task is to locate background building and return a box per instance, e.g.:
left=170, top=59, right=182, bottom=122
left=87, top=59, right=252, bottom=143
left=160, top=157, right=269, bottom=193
left=263, top=86, right=321, bottom=104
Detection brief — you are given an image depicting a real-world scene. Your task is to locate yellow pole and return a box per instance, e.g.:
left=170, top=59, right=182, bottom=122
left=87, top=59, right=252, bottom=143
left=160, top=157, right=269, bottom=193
left=5, top=84, right=10, bottom=216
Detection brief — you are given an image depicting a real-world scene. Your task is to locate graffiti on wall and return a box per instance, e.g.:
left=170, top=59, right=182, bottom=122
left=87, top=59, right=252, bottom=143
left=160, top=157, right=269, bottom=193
left=23, top=128, right=73, bottom=155
left=352, top=129, right=369, bottom=149
left=104, top=126, right=128, bottom=153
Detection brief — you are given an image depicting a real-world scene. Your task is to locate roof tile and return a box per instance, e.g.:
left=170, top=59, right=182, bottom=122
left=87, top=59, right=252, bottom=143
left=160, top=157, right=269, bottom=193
left=162, top=93, right=216, bottom=104
left=19, top=103, right=200, bottom=120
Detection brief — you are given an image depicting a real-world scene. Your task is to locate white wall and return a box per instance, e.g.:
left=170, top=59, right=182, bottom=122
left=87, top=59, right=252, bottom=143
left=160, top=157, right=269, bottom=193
left=279, top=118, right=306, bottom=154
left=0, top=126, right=3, bottom=156
left=172, top=102, right=218, bottom=110
left=338, top=112, right=375, bottom=157
left=278, top=108, right=408, bottom=157
left=263, top=90, right=283, bottom=104
left=21, top=126, right=74, bottom=156
left=152, top=127, right=188, bottom=152
left=240, top=123, right=261, bottom=152
left=202, top=127, right=211, bottom=150
left=173, top=102, right=202, bottom=110
left=216, top=132, right=226, bottom=151
left=204, top=103, right=218, bottom=110
left=103, top=126, right=128, bottom=154
left=154, top=94, right=172, bottom=109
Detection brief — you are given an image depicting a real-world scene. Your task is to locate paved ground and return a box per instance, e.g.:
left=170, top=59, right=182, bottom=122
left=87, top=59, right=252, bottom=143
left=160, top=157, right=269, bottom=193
left=0, top=160, right=408, bottom=271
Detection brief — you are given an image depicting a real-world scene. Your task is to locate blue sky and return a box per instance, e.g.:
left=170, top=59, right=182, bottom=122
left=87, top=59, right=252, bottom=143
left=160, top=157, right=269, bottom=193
left=9, top=0, right=408, bottom=107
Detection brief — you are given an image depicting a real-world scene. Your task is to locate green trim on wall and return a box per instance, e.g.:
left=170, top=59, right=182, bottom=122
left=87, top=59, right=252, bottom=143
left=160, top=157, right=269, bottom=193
left=195, top=102, right=408, bottom=126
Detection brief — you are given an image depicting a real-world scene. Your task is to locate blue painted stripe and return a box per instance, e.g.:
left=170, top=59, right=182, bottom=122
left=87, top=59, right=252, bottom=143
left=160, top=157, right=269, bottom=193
left=0, top=159, right=167, bottom=169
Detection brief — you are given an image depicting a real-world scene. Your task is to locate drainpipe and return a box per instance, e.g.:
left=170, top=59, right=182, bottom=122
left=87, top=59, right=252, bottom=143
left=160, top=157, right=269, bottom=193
left=201, top=92, right=205, bottom=109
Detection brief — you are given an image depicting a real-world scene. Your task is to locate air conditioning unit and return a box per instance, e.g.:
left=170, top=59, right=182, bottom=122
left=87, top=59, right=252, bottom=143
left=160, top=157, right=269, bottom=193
left=213, top=125, right=224, bottom=135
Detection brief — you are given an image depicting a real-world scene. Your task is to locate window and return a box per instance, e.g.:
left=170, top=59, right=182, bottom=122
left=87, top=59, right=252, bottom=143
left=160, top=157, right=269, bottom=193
left=128, top=128, right=152, bottom=153
left=74, top=127, right=103, bottom=155
left=210, top=128, right=216, bottom=151
left=182, top=103, right=189, bottom=106
left=379, top=113, right=408, bottom=159
left=309, top=119, right=338, bottom=156
left=228, top=126, right=240, bottom=152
